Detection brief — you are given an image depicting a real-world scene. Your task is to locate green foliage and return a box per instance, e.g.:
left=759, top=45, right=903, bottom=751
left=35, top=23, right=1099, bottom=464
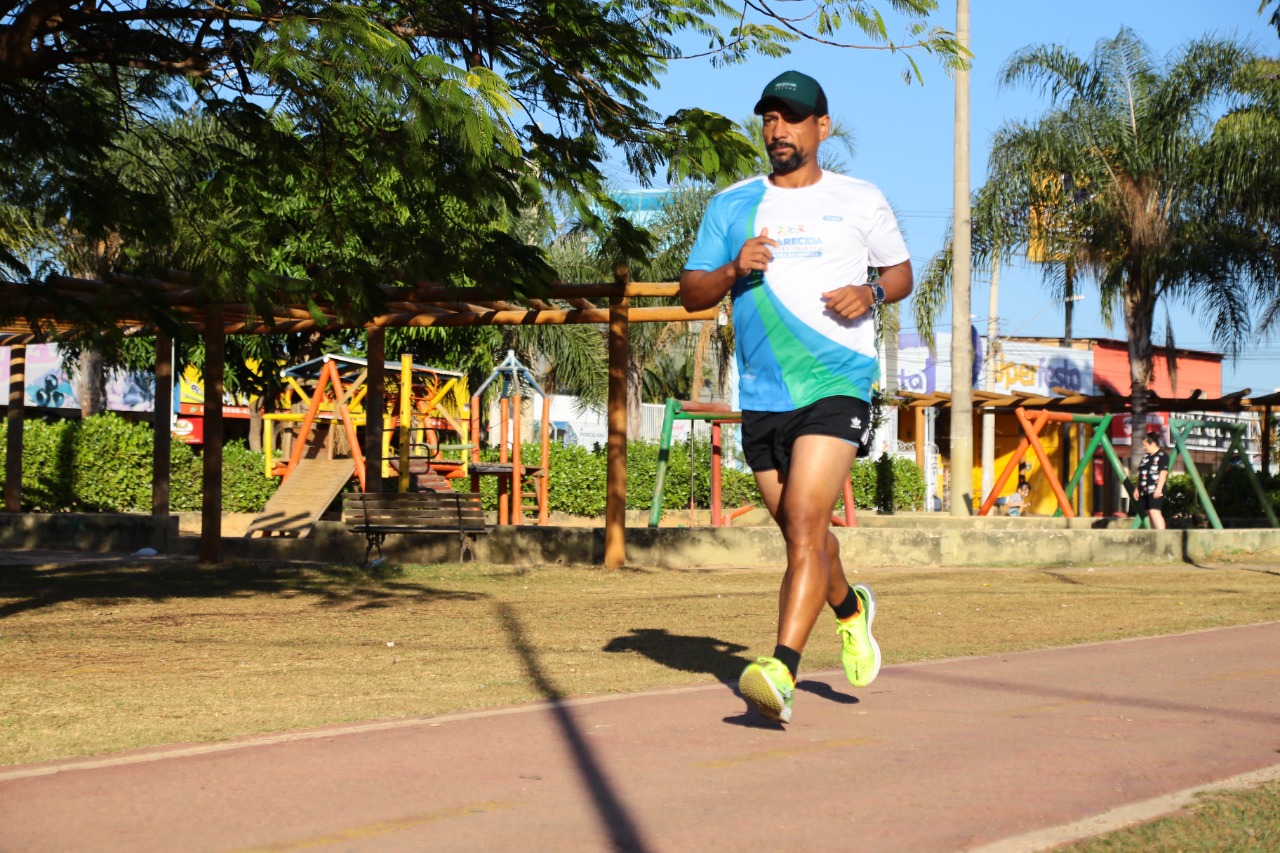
left=1163, top=473, right=1199, bottom=519
left=459, top=439, right=924, bottom=517
left=848, top=453, right=926, bottom=513
left=1161, top=469, right=1280, bottom=522
left=220, top=442, right=281, bottom=513
left=914, top=28, right=1280, bottom=455
left=0, top=415, right=277, bottom=512
left=1209, top=467, right=1280, bottom=520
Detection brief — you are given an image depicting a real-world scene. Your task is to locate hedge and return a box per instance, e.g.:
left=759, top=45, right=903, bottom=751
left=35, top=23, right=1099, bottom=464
left=0, top=413, right=277, bottom=513
left=1164, top=470, right=1280, bottom=521
left=459, top=439, right=926, bottom=517
left=1, top=415, right=929, bottom=517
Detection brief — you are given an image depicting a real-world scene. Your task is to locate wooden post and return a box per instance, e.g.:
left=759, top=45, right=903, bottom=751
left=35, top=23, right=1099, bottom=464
left=539, top=395, right=551, bottom=526
left=498, top=397, right=509, bottom=525
left=914, top=406, right=926, bottom=471
left=5, top=344, right=25, bottom=512
left=152, top=334, right=172, bottom=517
left=398, top=353, right=411, bottom=493
left=605, top=266, right=630, bottom=568
left=469, top=394, right=481, bottom=494
left=200, top=305, right=225, bottom=563
left=364, top=328, right=385, bottom=494
left=511, top=393, right=522, bottom=526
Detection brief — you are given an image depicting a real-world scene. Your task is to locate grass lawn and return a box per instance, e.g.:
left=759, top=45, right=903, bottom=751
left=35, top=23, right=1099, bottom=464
left=4, top=556, right=1280, bottom=849
left=1059, top=778, right=1280, bottom=852
left=3, top=556, right=1280, bottom=768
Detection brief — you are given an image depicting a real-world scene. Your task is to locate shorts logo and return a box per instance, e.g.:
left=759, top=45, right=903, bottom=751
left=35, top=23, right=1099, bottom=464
left=850, top=416, right=862, bottom=431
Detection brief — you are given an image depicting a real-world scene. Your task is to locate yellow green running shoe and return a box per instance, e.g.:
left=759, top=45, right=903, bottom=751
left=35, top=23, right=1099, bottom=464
left=738, top=656, right=795, bottom=723
left=836, top=583, right=881, bottom=687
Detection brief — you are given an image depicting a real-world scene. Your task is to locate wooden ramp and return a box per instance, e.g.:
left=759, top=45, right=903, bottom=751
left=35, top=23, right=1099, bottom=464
left=244, top=458, right=355, bottom=538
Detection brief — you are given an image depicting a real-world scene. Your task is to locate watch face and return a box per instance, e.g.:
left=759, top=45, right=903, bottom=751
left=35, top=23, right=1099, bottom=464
left=873, top=284, right=886, bottom=304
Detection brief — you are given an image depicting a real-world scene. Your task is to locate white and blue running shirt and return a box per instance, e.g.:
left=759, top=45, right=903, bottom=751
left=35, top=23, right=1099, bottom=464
left=684, top=171, right=910, bottom=412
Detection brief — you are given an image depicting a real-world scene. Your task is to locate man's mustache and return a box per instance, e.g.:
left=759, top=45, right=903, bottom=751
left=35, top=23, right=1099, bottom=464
left=767, top=144, right=794, bottom=154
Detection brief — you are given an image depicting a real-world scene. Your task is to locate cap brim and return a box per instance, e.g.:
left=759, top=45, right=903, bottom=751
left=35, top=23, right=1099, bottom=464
left=753, top=96, right=816, bottom=119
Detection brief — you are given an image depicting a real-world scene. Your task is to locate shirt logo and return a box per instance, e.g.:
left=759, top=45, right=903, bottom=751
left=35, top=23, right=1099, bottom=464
left=824, top=215, right=843, bottom=222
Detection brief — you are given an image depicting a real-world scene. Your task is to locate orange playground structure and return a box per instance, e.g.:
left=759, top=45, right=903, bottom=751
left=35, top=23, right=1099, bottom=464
left=263, top=355, right=471, bottom=492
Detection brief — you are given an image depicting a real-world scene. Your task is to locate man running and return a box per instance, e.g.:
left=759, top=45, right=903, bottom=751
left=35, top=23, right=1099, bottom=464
left=680, top=71, right=913, bottom=723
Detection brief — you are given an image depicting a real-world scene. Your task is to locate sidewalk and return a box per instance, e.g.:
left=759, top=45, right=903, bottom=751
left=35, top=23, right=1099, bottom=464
left=3, top=622, right=1279, bottom=852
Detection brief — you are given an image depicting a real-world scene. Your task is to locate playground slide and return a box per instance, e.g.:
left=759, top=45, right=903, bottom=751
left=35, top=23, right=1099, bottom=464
left=244, top=458, right=356, bottom=538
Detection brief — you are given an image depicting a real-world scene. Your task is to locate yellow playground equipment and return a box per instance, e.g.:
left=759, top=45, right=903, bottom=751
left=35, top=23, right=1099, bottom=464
left=262, top=354, right=471, bottom=493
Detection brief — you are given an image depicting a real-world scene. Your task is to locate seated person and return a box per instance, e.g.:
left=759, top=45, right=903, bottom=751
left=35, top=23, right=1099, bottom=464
left=1005, top=481, right=1031, bottom=517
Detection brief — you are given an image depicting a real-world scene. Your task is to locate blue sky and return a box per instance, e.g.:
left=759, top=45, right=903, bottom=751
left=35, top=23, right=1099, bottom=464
left=625, top=1, right=1280, bottom=395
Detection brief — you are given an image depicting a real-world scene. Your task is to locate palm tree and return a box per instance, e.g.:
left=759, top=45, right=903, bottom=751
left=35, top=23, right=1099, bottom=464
left=919, top=28, right=1280, bottom=471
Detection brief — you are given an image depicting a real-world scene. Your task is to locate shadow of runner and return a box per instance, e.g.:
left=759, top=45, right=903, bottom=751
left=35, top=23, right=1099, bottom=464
left=602, top=628, right=751, bottom=682
left=496, top=602, right=653, bottom=853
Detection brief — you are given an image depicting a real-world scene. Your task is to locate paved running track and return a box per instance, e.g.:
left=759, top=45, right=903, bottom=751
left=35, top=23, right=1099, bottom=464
left=3, top=621, right=1280, bottom=853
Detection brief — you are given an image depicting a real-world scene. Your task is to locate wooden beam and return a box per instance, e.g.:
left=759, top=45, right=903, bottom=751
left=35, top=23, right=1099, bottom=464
left=5, top=344, right=24, bottom=512
left=200, top=304, right=225, bottom=563
left=605, top=267, right=630, bottom=569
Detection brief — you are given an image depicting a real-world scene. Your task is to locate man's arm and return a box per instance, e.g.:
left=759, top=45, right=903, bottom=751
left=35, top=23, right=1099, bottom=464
left=820, top=259, right=913, bottom=321
left=680, top=228, right=778, bottom=312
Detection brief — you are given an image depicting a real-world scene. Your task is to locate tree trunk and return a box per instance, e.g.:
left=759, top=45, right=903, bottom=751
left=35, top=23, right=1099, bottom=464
left=248, top=398, right=262, bottom=452
left=626, top=351, right=644, bottom=439
left=76, top=348, right=108, bottom=418
left=1123, top=274, right=1157, bottom=479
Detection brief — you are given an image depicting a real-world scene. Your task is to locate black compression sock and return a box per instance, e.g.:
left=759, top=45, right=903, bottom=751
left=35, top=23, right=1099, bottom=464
left=773, top=644, right=801, bottom=683
left=832, top=584, right=861, bottom=621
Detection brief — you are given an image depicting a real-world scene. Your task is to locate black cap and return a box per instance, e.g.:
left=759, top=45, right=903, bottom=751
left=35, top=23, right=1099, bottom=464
left=753, top=71, right=829, bottom=119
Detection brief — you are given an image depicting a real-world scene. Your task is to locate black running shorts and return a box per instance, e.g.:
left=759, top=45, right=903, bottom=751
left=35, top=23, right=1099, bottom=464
left=741, top=395, right=872, bottom=477
left=1136, top=493, right=1165, bottom=513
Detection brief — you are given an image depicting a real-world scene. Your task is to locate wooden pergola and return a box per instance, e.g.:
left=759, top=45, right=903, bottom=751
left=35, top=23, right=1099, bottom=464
left=1, top=271, right=715, bottom=567
left=894, top=386, right=1279, bottom=503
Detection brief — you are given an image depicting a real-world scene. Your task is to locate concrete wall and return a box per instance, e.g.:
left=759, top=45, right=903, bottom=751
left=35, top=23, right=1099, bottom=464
left=0, top=512, right=176, bottom=553
left=7, top=513, right=1280, bottom=570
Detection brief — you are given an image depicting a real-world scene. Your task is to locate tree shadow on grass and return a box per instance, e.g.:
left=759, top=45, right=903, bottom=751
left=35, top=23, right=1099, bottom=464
left=0, top=558, right=483, bottom=619
left=498, top=602, right=653, bottom=853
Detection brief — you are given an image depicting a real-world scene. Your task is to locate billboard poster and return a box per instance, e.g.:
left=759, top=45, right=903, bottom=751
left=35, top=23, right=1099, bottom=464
left=986, top=341, right=1093, bottom=397
left=0, top=343, right=156, bottom=412
left=894, top=328, right=982, bottom=394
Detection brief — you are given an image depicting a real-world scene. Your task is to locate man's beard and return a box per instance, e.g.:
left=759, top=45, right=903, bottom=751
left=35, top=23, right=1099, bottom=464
left=768, top=145, right=802, bottom=175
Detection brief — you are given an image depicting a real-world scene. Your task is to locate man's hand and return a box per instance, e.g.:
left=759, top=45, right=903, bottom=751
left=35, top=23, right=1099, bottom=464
left=821, top=284, right=875, bottom=320
left=681, top=228, right=777, bottom=311
left=733, top=228, right=777, bottom=278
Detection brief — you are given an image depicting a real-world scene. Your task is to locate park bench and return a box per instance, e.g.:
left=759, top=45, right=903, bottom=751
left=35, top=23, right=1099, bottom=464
left=342, top=491, right=488, bottom=564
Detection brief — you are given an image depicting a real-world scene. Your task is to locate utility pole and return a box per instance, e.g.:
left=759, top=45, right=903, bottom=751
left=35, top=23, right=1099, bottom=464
left=949, top=0, right=974, bottom=516
left=1061, top=262, right=1075, bottom=348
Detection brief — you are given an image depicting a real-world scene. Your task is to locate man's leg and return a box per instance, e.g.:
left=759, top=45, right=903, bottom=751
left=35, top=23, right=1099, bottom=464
left=754, top=467, right=854, bottom=627
left=774, top=434, right=860, bottom=656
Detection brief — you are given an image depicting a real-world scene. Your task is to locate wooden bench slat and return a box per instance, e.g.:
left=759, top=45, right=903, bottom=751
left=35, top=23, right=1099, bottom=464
left=344, top=492, right=490, bottom=566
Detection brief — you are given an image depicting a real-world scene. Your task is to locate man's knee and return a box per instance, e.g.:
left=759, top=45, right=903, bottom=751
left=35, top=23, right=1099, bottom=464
left=780, top=510, right=832, bottom=550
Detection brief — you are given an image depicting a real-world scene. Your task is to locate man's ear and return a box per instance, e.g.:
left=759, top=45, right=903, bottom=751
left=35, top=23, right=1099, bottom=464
left=817, top=115, right=832, bottom=141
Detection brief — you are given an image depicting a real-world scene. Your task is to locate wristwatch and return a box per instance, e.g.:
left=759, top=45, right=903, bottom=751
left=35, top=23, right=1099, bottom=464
left=867, top=283, right=886, bottom=305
